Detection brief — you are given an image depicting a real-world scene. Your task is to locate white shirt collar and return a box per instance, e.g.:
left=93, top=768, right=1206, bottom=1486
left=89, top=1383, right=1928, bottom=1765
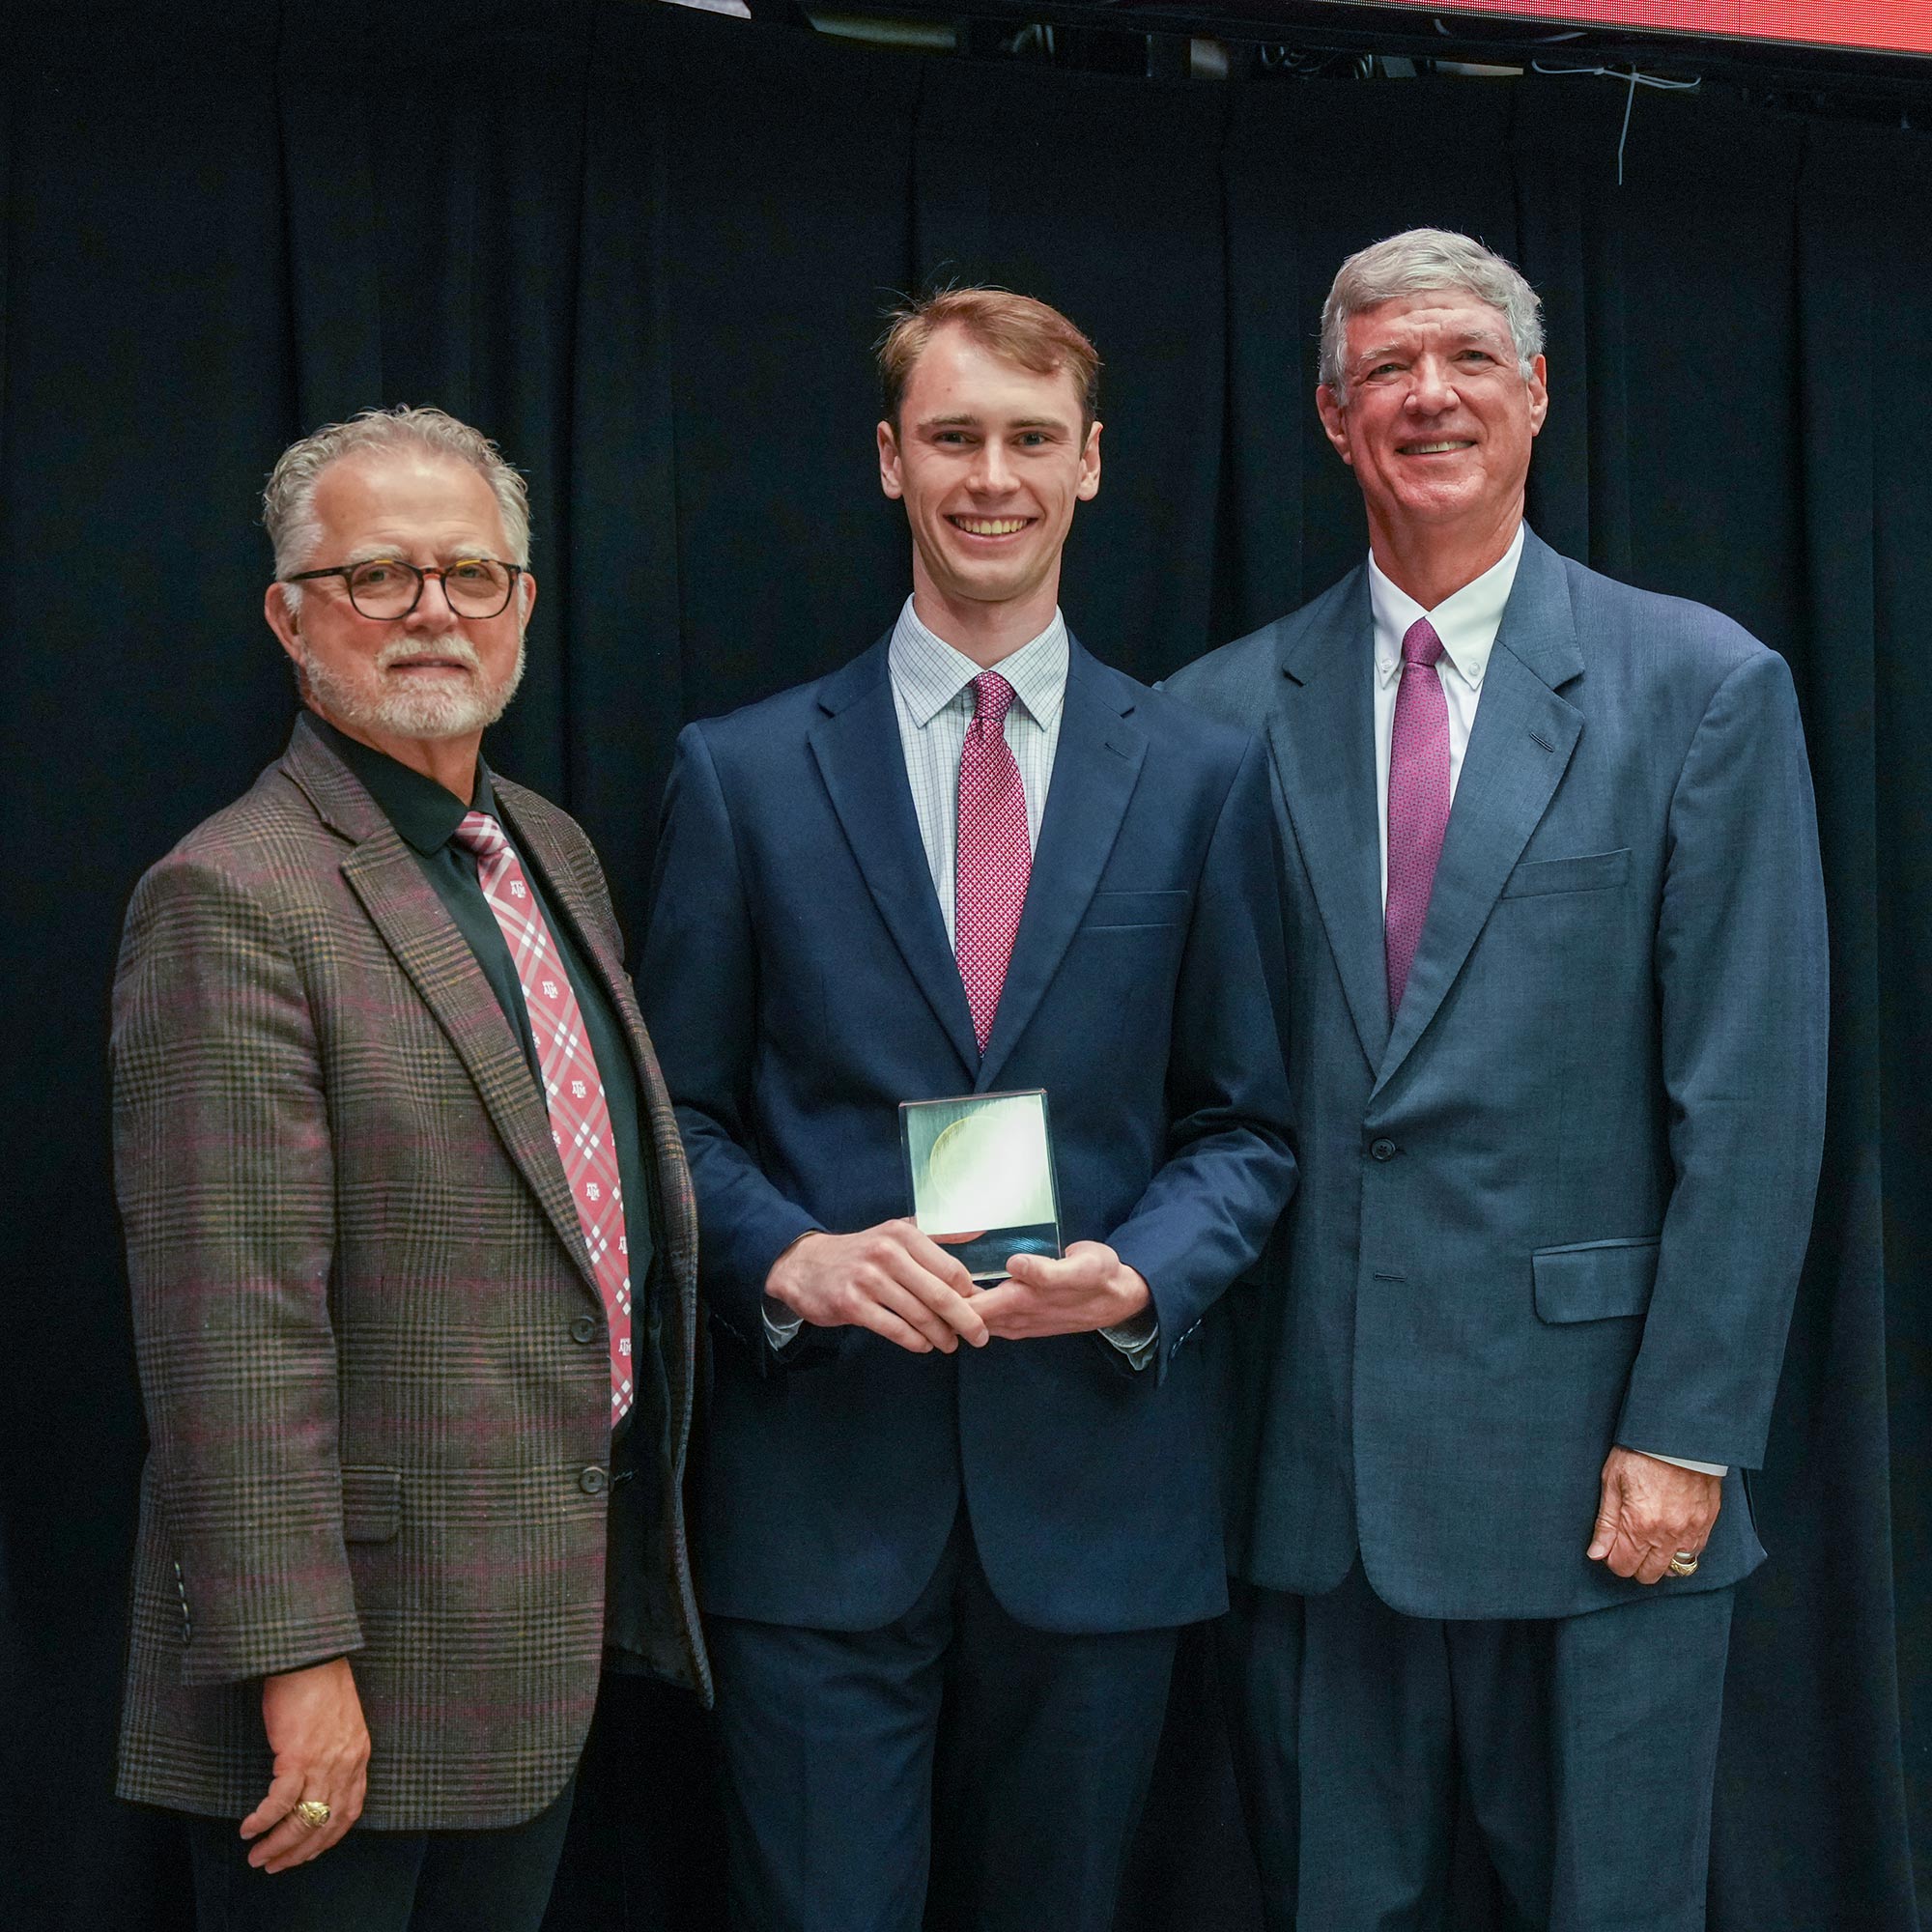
left=888, top=596, right=1069, bottom=729
left=1369, top=522, right=1526, bottom=692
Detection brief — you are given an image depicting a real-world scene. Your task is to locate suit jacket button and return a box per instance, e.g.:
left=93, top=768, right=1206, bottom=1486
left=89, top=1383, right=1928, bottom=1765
left=580, top=1466, right=609, bottom=1495
left=1370, top=1138, right=1397, bottom=1162
left=570, top=1317, right=598, bottom=1345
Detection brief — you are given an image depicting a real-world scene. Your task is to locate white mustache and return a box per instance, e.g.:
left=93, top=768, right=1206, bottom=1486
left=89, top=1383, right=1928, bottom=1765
left=374, top=633, right=482, bottom=671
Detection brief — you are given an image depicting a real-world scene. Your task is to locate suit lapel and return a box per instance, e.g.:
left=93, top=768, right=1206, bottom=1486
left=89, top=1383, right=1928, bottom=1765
left=282, top=722, right=601, bottom=1300
left=1267, top=568, right=1390, bottom=1070
left=1371, top=531, right=1585, bottom=1102
left=976, top=640, right=1146, bottom=1093
left=808, top=640, right=981, bottom=1077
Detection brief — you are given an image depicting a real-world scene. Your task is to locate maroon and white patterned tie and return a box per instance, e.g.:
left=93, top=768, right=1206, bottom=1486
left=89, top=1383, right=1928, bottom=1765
left=453, top=811, right=633, bottom=1422
left=1385, top=617, right=1451, bottom=1019
left=955, top=671, right=1031, bottom=1054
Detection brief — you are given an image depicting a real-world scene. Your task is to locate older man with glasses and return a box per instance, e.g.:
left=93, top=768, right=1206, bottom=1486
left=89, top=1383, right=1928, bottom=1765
left=110, top=406, right=707, bottom=1931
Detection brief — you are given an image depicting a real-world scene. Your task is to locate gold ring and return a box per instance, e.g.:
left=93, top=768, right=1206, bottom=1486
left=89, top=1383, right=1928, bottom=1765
left=1667, top=1551, right=1700, bottom=1577
left=294, top=1798, right=331, bottom=1829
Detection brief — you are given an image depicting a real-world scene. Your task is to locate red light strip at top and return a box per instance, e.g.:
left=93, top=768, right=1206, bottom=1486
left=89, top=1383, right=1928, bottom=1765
left=1356, top=0, right=1932, bottom=56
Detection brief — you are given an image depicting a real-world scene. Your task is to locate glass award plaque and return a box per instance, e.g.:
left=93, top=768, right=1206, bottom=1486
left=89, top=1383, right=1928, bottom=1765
left=899, top=1088, right=1064, bottom=1284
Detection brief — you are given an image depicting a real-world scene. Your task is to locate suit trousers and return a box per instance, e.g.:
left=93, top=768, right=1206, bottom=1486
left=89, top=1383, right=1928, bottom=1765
left=184, top=1778, right=576, bottom=1932
left=707, top=1508, right=1179, bottom=1932
left=1218, top=1563, right=1734, bottom=1932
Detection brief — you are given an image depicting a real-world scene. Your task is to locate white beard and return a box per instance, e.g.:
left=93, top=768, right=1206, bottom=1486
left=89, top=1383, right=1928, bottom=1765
left=298, top=630, right=526, bottom=741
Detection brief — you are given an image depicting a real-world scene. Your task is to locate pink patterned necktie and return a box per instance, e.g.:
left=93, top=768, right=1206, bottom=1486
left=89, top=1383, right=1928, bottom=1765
left=955, top=671, right=1032, bottom=1054
left=453, top=811, right=633, bottom=1422
left=1385, top=616, right=1451, bottom=1019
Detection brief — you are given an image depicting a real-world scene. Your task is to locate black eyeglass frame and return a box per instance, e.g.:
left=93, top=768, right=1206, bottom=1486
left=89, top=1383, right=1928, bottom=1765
left=282, top=556, right=526, bottom=620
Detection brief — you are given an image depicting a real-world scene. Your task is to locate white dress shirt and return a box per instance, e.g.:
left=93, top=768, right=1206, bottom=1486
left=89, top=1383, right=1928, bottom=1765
left=765, top=600, right=1155, bottom=1362
left=1365, top=526, right=1723, bottom=1482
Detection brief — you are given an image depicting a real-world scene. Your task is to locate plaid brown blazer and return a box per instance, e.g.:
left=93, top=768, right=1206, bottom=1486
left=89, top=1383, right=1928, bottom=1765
left=111, top=716, right=707, bottom=1831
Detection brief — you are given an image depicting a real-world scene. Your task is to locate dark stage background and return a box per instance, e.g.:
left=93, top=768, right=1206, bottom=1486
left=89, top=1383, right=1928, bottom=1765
left=0, top=2, right=1925, bottom=1926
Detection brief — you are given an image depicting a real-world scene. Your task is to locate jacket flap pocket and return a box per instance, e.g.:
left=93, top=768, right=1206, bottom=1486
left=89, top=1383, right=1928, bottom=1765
left=1502, top=848, right=1631, bottom=898
left=340, top=1465, right=401, bottom=1544
left=1532, top=1238, right=1660, bottom=1323
left=1082, top=889, right=1190, bottom=929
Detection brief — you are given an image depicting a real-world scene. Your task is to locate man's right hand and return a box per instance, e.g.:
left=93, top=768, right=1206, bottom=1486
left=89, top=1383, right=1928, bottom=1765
left=241, top=1656, right=370, bottom=1872
left=765, top=1222, right=990, bottom=1354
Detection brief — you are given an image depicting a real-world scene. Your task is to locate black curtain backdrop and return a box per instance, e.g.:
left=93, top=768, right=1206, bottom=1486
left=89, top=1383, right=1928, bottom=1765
left=0, top=3, right=1924, bottom=1927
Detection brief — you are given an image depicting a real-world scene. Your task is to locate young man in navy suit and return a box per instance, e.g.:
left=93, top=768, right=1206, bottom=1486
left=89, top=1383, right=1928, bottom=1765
left=641, top=291, right=1294, bottom=1931
left=1167, top=230, right=1828, bottom=1931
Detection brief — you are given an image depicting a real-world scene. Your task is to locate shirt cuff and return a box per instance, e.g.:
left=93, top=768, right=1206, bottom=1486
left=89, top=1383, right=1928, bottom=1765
left=1099, top=1309, right=1159, bottom=1371
left=762, top=1296, right=805, bottom=1350
left=1637, top=1450, right=1730, bottom=1478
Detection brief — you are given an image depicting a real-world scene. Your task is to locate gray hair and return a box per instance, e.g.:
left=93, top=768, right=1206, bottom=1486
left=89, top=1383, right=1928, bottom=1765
left=1319, top=229, right=1545, bottom=397
left=264, top=406, right=532, bottom=608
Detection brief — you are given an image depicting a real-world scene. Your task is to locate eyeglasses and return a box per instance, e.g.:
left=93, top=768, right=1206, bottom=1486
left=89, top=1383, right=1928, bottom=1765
left=283, top=555, right=525, bottom=620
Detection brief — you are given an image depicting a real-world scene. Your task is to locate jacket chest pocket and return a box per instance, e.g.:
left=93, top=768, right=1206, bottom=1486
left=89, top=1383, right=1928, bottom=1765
left=1501, top=848, right=1631, bottom=898
left=1078, top=889, right=1191, bottom=931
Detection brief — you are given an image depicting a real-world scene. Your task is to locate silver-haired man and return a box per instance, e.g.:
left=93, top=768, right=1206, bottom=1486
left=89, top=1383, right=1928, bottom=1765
left=112, top=407, right=706, bottom=1930
left=1169, top=230, right=1826, bottom=1929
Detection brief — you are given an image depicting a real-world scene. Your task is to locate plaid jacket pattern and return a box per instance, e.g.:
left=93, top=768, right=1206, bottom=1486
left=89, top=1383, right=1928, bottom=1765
left=111, top=717, right=706, bottom=1830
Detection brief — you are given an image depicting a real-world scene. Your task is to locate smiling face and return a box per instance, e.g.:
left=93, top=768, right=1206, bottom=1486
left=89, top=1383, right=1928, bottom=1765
left=1317, top=290, right=1548, bottom=570
left=877, top=324, right=1100, bottom=651
left=265, top=446, right=533, bottom=768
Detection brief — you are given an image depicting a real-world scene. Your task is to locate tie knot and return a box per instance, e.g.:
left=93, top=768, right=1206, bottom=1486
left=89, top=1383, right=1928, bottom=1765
left=971, top=671, right=1017, bottom=731
left=1402, top=617, right=1445, bottom=669
left=452, top=810, right=507, bottom=860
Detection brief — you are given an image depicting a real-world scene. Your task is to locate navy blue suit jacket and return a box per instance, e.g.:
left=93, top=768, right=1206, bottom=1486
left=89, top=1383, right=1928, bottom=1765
left=1166, top=530, right=1828, bottom=1620
left=641, top=633, right=1295, bottom=1634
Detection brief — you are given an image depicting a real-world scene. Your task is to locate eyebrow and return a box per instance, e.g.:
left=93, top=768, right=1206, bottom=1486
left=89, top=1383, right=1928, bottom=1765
left=339, top=541, right=493, bottom=565
left=1354, top=327, right=1510, bottom=364
left=916, top=412, right=1071, bottom=432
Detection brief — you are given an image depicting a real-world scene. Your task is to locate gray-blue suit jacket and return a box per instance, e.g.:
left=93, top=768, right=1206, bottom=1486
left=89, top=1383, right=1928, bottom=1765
left=1166, top=529, right=1828, bottom=1620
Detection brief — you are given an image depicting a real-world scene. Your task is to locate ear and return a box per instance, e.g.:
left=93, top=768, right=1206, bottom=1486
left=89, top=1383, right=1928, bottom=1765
left=877, top=419, right=904, bottom=500
left=1316, top=384, right=1354, bottom=468
left=1525, top=355, right=1549, bottom=438
left=516, top=568, right=538, bottom=629
left=265, top=582, right=303, bottom=666
left=1076, top=419, right=1102, bottom=501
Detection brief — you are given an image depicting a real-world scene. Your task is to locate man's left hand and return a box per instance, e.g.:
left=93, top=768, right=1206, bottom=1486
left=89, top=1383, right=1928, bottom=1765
left=241, top=1656, right=370, bottom=1872
left=971, top=1240, right=1151, bottom=1340
left=1586, top=1447, right=1723, bottom=1585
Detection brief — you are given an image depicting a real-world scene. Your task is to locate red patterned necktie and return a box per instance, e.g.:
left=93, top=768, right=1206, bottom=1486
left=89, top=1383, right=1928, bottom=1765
left=1385, top=616, right=1451, bottom=1019
left=955, top=671, right=1032, bottom=1054
left=453, top=811, right=633, bottom=1422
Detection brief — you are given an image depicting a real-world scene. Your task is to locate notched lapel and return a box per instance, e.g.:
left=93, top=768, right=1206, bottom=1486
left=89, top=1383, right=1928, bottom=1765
left=283, top=720, right=605, bottom=1296
left=1268, top=571, right=1389, bottom=1070
left=808, top=652, right=981, bottom=1076
left=976, top=646, right=1146, bottom=1093
left=339, top=826, right=604, bottom=1304
left=1372, top=540, right=1585, bottom=1102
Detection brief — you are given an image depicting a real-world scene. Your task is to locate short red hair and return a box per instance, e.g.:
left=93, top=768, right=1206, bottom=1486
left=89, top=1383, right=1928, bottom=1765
left=877, top=288, right=1102, bottom=433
